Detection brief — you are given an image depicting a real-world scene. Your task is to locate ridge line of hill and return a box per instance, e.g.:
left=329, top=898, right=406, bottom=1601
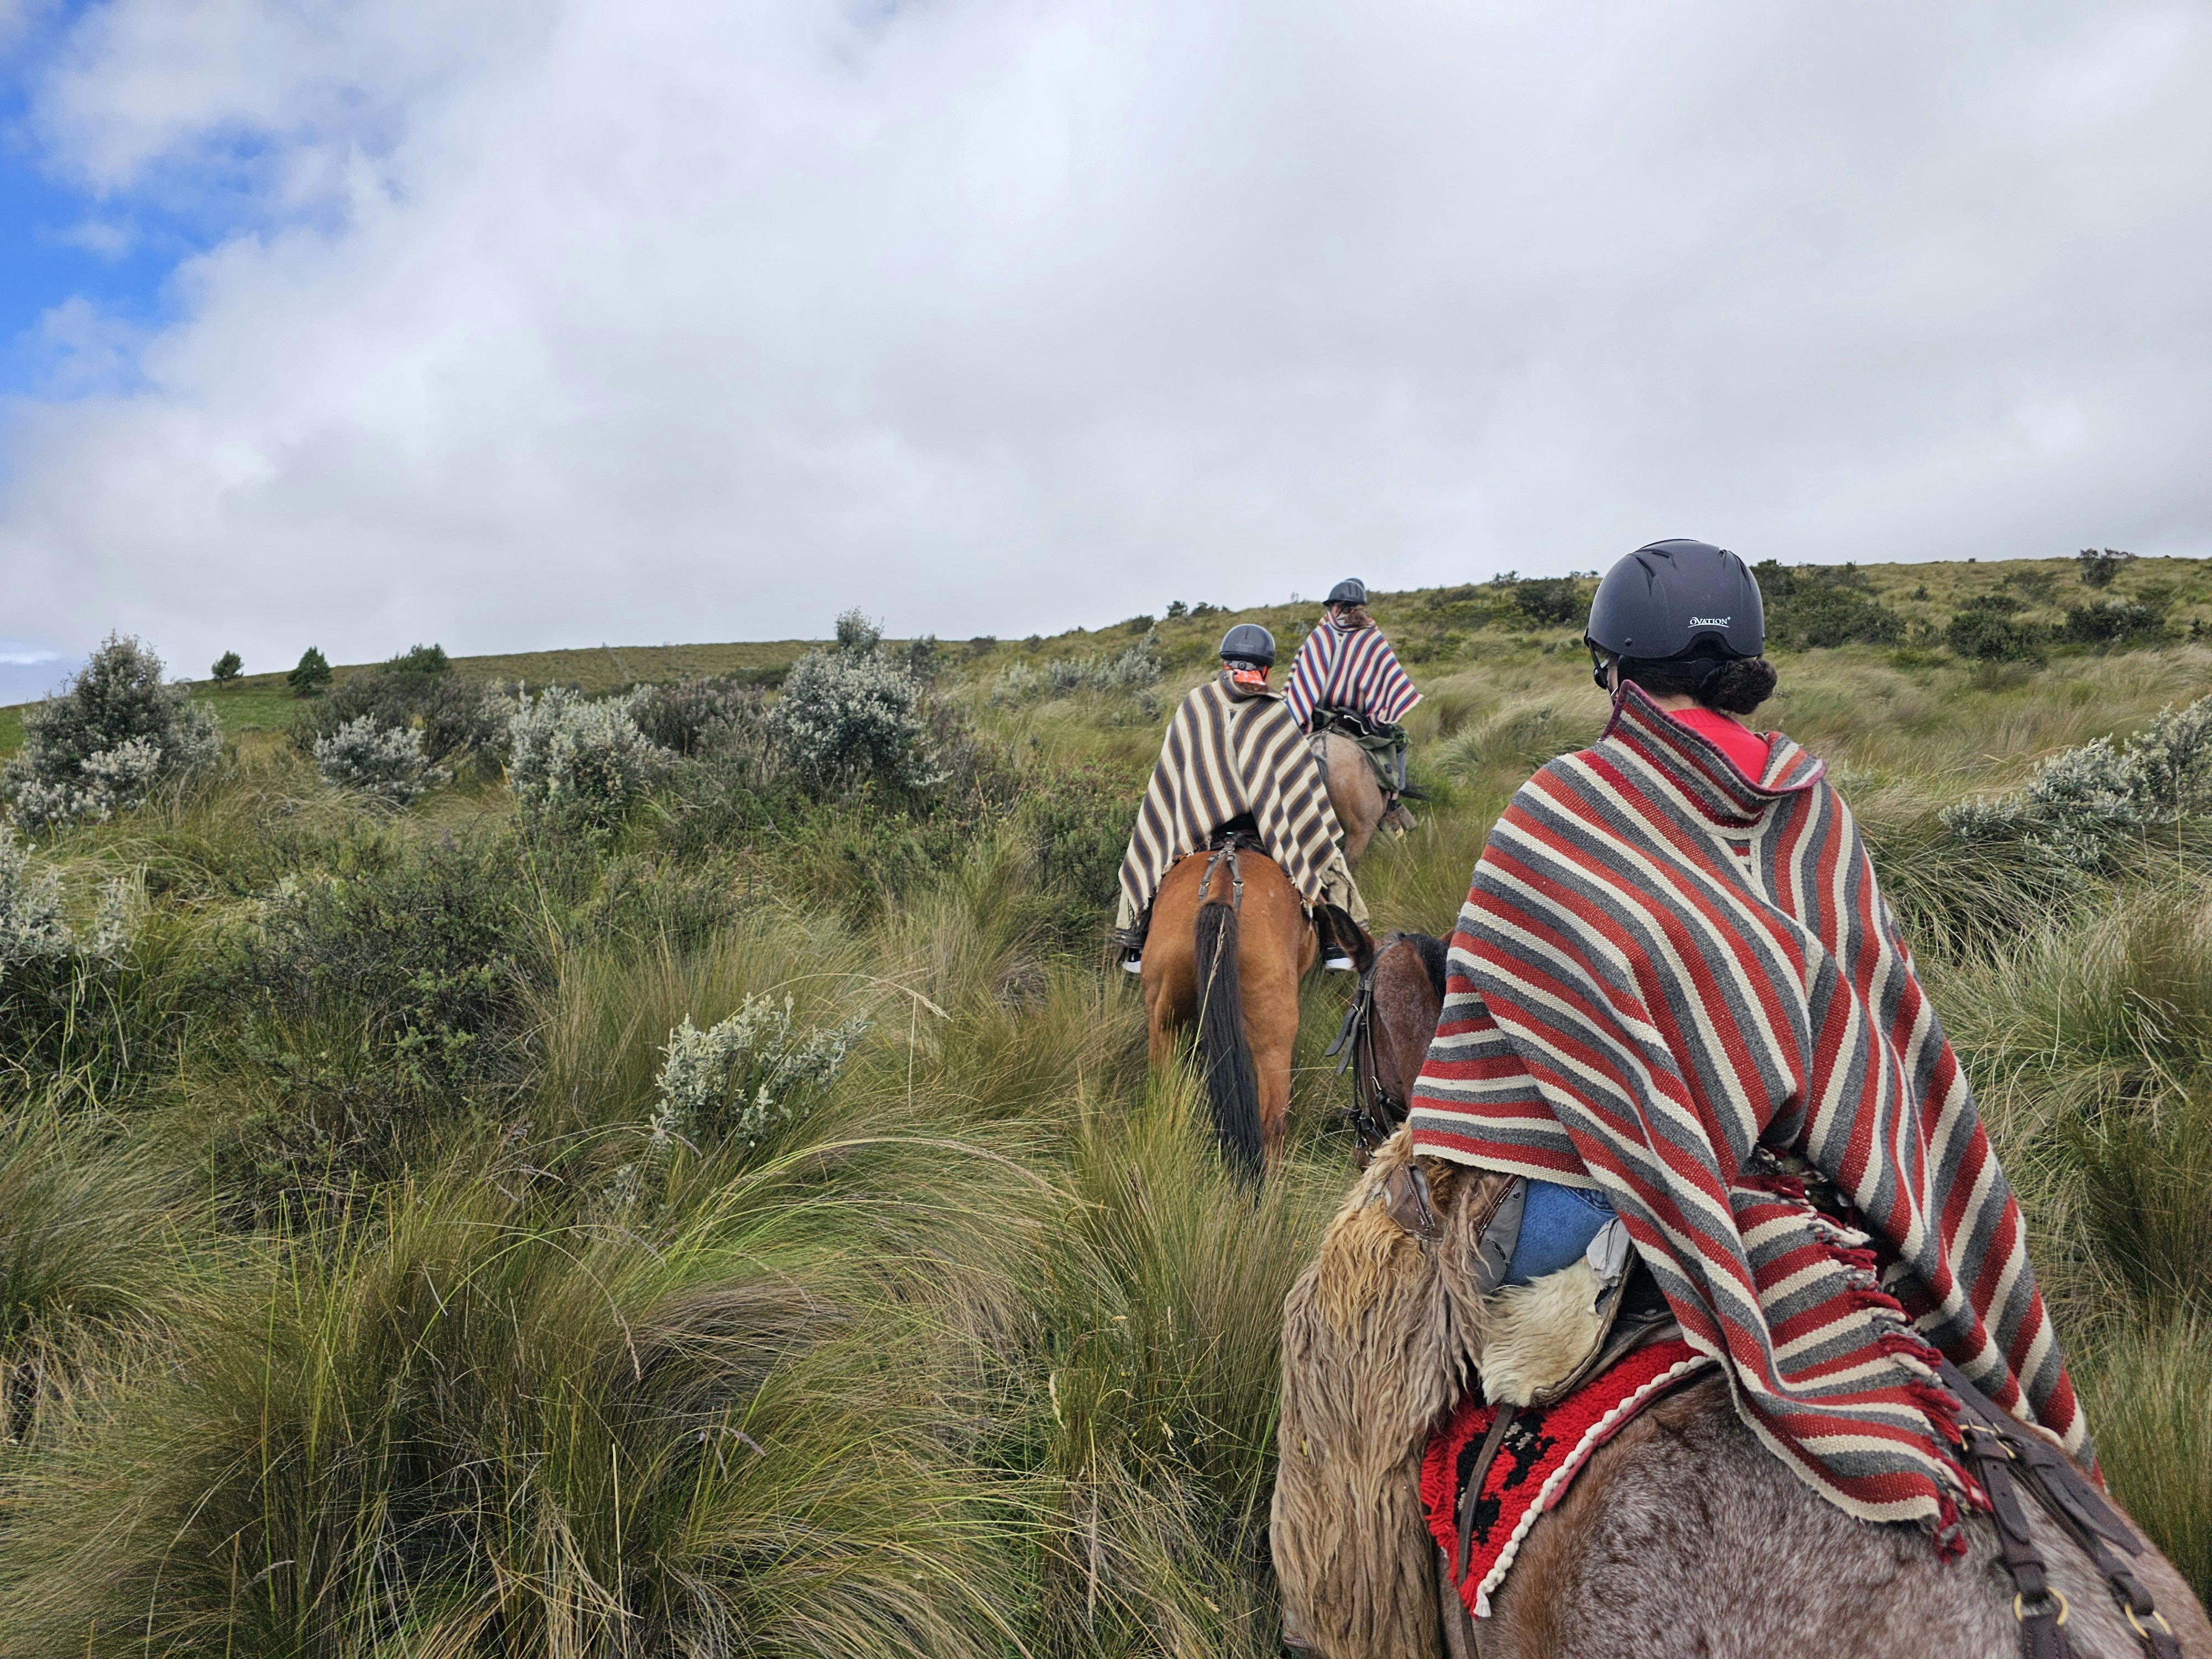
left=6, top=553, right=2207, bottom=755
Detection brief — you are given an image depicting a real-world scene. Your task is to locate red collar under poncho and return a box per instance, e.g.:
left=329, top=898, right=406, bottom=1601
left=1407, top=684, right=2084, bottom=1537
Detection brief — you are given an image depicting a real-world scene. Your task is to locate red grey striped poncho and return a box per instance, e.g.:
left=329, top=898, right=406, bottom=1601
left=1407, top=685, right=2084, bottom=1537
left=1282, top=619, right=1422, bottom=729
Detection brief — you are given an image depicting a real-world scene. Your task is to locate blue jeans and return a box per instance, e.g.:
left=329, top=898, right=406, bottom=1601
left=1503, top=1180, right=1616, bottom=1286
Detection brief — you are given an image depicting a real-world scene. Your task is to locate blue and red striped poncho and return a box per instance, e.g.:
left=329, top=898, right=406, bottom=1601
left=1407, top=685, right=2084, bottom=1539
left=1282, top=618, right=1422, bottom=730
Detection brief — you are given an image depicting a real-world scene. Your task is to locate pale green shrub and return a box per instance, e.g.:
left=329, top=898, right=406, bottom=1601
left=991, top=629, right=1162, bottom=705
left=1943, top=693, right=2212, bottom=868
left=607, top=995, right=870, bottom=1211
left=770, top=639, right=938, bottom=791
left=651, top=994, right=869, bottom=1150
left=0, top=828, right=141, bottom=980
left=0, top=828, right=71, bottom=979
left=312, top=716, right=449, bottom=806
left=500, top=683, right=663, bottom=832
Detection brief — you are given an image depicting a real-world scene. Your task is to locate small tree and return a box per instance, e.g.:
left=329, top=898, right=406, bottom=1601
left=384, top=643, right=451, bottom=676
left=902, top=634, right=942, bottom=685
left=211, top=651, right=243, bottom=684
left=834, top=609, right=883, bottom=653
left=2077, top=547, right=2135, bottom=589
left=289, top=647, right=333, bottom=698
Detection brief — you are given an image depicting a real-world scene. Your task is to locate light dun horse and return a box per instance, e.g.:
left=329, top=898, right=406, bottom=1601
left=1313, top=731, right=1413, bottom=862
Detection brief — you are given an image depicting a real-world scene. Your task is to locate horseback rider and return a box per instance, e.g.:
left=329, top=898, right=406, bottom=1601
left=1405, top=540, right=2088, bottom=1553
left=1282, top=578, right=1422, bottom=818
left=1115, top=623, right=1369, bottom=975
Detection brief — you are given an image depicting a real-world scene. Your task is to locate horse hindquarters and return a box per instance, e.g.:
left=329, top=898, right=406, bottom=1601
left=1479, top=1376, right=2212, bottom=1659
left=1143, top=848, right=1311, bottom=1167
left=1232, top=854, right=1317, bottom=1159
left=1321, top=732, right=1388, bottom=863
left=1369, top=932, right=1446, bottom=1125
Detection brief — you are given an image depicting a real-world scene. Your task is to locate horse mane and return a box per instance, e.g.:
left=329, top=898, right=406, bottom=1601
left=1395, top=931, right=1449, bottom=1003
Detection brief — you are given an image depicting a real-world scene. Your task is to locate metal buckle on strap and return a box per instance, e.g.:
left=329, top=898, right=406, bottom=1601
left=2015, top=1590, right=2069, bottom=1628
left=2125, top=1606, right=2173, bottom=1640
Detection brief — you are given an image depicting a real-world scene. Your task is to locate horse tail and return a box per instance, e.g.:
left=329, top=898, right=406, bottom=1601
left=1193, top=895, right=1264, bottom=1177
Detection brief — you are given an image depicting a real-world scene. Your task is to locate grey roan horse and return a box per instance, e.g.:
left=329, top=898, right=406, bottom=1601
left=1271, top=1140, right=2212, bottom=1659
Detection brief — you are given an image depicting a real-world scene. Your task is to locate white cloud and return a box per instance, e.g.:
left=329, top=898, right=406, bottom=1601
left=45, top=215, right=136, bottom=255
left=2, top=0, right=2210, bottom=670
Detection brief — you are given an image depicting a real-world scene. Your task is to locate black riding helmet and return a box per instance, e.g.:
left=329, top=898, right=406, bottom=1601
left=1219, top=622, right=1276, bottom=667
left=1584, top=540, right=1764, bottom=691
left=1326, top=578, right=1366, bottom=608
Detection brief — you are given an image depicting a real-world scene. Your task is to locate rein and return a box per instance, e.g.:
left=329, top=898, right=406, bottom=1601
left=1326, top=959, right=1402, bottom=1161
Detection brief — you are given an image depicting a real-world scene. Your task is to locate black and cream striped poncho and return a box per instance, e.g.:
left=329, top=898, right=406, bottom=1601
left=1408, top=686, right=2083, bottom=1543
left=1117, top=674, right=1346, bottom=924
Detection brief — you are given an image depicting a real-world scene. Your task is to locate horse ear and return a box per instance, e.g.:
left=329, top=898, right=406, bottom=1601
left=1322, top=905, right=1377, bottom=972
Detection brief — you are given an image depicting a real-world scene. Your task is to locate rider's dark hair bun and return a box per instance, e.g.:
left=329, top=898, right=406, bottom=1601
left=1702, top=656, right=1778, bottom=715
left=1626, top=655, right=1777, bottom=716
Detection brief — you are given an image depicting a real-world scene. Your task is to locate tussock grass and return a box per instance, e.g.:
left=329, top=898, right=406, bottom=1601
left=0, top=1112, right=201, bottom=1445
left=2, top=1164, right=1038, bottom=1658
left=2079, top=1319, right=2212, bottom=1598
left=1024, top=1076, right=1337, bottom=1657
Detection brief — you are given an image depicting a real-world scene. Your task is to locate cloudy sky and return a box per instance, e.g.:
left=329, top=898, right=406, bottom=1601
left=0, top=0, right=2207, bottom=690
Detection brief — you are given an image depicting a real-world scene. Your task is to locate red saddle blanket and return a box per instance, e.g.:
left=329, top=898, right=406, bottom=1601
left=1421, top=1338, right=1715, bottom=1618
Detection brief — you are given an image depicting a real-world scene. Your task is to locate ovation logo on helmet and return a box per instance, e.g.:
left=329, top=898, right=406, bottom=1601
left=1688, top=616, right=1732, bottom=627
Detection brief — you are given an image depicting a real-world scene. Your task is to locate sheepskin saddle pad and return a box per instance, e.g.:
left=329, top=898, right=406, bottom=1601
left=1422, top=1335, right=1717, bottom=1619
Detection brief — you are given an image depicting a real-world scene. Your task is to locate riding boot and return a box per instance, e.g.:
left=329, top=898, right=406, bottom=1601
left=1112, top=921, right=1147, bottom=975
left=1314, top=907, right=1359, bottom=972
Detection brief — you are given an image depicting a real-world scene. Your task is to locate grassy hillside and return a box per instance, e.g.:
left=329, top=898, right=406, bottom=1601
left=3, top=559, right=2211, bottom=1653
left=7, top=549, right=2200, bottom=757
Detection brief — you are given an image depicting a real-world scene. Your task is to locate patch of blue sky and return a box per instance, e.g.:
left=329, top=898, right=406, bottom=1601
left=0, top=642, right=86, bottom=706
left=0, top=6, right=283, bottom=397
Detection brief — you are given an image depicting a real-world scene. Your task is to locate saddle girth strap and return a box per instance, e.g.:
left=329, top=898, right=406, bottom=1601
left=1938, top=1358, right=2181, bottom=1659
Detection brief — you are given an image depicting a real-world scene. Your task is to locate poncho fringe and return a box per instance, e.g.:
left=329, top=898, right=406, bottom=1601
left=1407, top=685, right=2084, bottom=1534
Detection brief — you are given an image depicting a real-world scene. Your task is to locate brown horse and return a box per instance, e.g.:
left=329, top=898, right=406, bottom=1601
left=1142, top=841, right=1320, bottom=1170
left=1337, top=930, right=1448, bottom=1161
left=1314, top=732, right=1416, bottom=862
left=1272, top=1140, right=2212, bottom=1659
